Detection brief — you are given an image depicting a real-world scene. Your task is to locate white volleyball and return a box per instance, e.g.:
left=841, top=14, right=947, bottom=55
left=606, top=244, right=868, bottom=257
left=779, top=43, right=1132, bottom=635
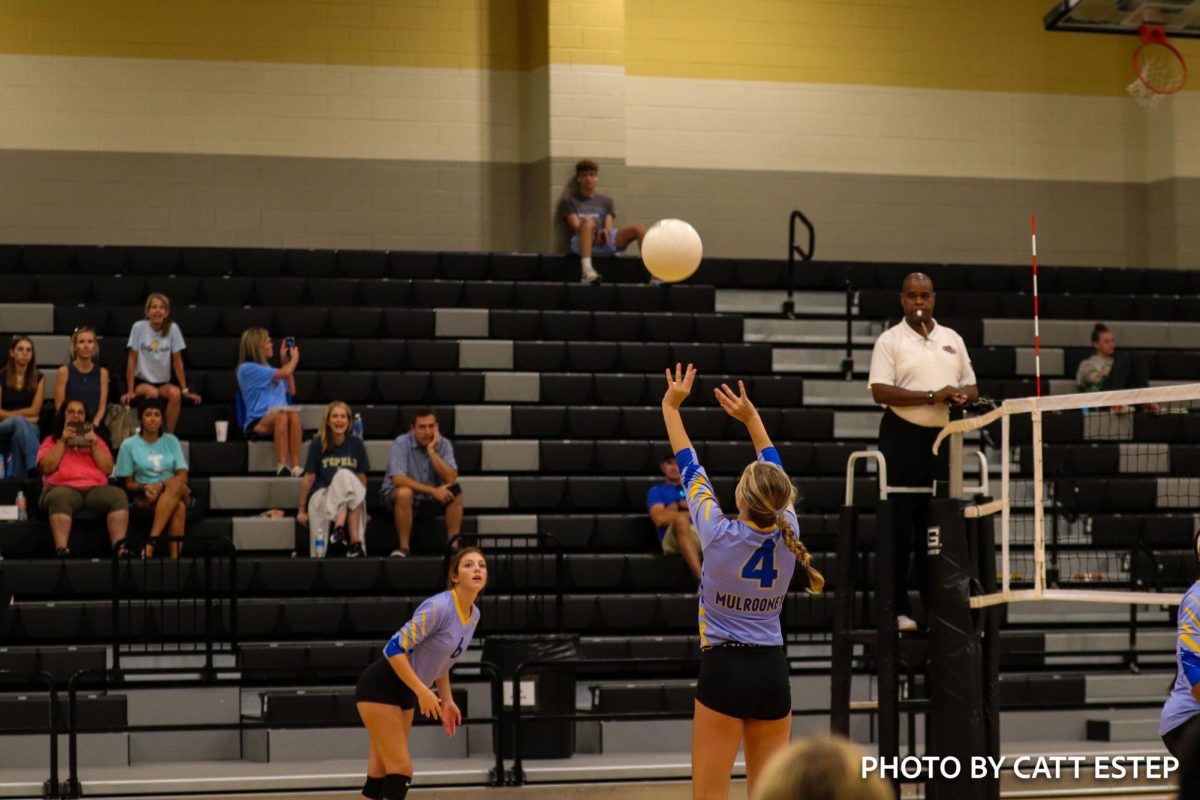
left=641, top=219, right=703, bottom=283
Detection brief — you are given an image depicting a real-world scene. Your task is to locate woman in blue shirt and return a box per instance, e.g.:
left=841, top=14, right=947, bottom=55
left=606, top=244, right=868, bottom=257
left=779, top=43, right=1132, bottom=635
left=661, top=363, right=824, bottom=800
left=236, top=327, right=302, bottom=477
left=355, top=547, right=487, bottom=800
left=114, top=398, right=190, bottom=558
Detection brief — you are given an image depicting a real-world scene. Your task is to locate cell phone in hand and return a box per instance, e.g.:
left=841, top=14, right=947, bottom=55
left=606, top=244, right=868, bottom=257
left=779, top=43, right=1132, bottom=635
left=66, top=422, right=93, bottom=447
left=284, top=336, right=296, bottom=349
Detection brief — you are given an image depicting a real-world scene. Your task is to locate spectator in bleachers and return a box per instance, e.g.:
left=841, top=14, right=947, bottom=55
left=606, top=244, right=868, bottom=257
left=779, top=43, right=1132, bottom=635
left=236, top=327, right=303, bottom=477
left=1076, top=322, right=1157, bottom=412
left=382, top=407, right=462, bottom=558
left=114, top=398, right=190, bottom=559
left=868, top=272, right=977, bottom=633
left=0, top=336, right=45, bottom=478
left=37, top=398, right=128, bottom=557
left=752, top=734, right=894, bottom=800
left=297, top=401, right=370, bottom=559
left=119, top=293, right=201, bottom=434
left=646, top=454, right=702, bottom=581
left=54, top=326, right=109, bottom=431
left=558, top=158, right=646, bottom=285
left=355, top=547, right=486, bottom=800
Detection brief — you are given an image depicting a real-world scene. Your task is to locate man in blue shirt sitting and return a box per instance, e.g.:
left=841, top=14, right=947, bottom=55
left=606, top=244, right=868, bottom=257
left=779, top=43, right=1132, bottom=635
left=646, top=454, right=701, bottom=581
left=382, top=408, right=462, bottom=557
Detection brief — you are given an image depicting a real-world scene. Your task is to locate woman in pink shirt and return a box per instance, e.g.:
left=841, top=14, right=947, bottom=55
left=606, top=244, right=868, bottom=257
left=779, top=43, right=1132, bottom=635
left=36, top=398, right=128, bottom=557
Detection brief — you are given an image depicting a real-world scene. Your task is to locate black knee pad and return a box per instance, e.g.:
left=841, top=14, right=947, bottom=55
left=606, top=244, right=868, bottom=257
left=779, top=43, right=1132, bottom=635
left=380, top=773, right=411, bottom=800
left=361, top=776, right=383, bottom=799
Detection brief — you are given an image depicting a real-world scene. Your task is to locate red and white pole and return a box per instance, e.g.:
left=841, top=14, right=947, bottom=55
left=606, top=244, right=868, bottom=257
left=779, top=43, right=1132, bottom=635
left=1031, top=214, right=1042, bottom=397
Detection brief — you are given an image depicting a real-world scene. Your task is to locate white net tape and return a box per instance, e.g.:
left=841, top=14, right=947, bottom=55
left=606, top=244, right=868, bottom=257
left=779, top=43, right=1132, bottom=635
left=936, top=383, right=1200, bottom=608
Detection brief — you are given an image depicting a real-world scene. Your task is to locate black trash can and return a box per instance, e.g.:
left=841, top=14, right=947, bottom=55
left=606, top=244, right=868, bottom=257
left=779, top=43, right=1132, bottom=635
left=482, top=633, right=578, bottom=759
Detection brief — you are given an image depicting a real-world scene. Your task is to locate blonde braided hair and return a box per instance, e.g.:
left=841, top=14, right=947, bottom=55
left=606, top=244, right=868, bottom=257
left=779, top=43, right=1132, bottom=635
left=737, top=461, right=825, bottom=594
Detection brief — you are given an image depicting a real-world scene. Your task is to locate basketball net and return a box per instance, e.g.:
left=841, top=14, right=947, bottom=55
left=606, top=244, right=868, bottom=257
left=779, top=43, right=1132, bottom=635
left=1127, top=24, right=1188, bottom=107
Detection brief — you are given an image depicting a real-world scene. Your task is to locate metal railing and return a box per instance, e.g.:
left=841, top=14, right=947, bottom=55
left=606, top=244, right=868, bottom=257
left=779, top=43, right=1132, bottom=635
left=0, top=669, right=61, bottom=799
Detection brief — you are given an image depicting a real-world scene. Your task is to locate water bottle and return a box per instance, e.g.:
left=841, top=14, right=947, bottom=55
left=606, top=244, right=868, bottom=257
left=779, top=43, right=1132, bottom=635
left=313, top=521, right=327, bottom=559
left=15, top=491, right=26, bottom=521
left=352, top=413, right=364, bottom=440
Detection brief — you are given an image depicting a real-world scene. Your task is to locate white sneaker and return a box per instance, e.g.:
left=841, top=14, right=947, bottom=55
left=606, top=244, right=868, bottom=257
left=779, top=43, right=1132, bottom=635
left=581, top=268, right=602, bottom=285
left=897, top=614, right=918, bottom=632
left=290, top=465, right=304, bottom=478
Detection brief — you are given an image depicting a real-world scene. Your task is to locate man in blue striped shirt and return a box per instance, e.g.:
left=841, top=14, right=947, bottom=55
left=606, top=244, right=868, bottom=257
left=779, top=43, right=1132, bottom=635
left=382, top=408, right=462, bottom=557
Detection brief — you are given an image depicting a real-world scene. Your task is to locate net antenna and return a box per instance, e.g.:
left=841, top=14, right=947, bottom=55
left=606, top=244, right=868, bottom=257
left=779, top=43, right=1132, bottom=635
left=934, top=383, right=1200, bottom=610
left=1128, top=23, right=1188, bottom=106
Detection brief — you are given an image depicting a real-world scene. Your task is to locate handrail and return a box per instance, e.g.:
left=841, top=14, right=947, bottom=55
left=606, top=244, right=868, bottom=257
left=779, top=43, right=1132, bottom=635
left=0, top=669, right=61, bottom=799
left=782, top=210, right=815, bottom=319
left=63, top=661, right=506, bottom=795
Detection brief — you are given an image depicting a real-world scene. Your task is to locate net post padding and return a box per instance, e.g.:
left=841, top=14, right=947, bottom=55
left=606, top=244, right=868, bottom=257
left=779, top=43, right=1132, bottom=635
left=934, top=383, right=1200, bottom=609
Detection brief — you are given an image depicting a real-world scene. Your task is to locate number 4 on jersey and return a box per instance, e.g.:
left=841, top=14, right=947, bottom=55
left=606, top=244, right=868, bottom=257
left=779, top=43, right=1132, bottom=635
left=741, top=540, right=778, bottom=589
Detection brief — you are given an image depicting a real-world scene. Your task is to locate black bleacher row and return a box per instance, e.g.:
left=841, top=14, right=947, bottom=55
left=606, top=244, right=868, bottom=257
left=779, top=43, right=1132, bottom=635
left=58, top=305, right=730, bottom=339
left=184, top=438, right=864, bottom=478
left=4, top=243, right=1190, bottom=295
left=140, top=340, right=770, bottom=375
left=47, top=281, right=715, bottom=322
left=0, top=591, right=835, bottom=643
left=1009, top=411, right=1200, bottom=443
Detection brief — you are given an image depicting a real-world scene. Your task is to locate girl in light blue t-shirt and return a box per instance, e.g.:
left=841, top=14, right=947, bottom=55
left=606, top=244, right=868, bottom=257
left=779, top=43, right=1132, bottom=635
left=114, top=398, right=190, bottom=558
left=120, top=293, right=201, bottom=434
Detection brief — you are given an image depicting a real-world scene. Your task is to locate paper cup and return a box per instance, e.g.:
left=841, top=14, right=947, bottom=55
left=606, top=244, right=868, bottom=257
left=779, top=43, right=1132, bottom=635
left=215, top=420, right=229, bottom=442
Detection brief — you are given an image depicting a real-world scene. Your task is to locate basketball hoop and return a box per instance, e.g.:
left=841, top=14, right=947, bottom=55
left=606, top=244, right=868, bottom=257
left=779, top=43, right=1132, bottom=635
left=1127, top=24, right=1188, bottom=107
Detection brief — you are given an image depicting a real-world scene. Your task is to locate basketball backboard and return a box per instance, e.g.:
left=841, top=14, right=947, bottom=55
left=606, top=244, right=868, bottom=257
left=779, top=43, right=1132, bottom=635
left=1045, top=0, right=1200, bottom=38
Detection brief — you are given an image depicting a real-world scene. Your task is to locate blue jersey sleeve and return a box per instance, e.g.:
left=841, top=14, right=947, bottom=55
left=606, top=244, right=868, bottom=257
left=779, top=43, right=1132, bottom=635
left=757, top=446, right=782, bottom=468
left=383, top=595, right=442, bottom=658
left=1183, top=650, right=1200, bottom=687
left=677, top=447, right=728, bottom=550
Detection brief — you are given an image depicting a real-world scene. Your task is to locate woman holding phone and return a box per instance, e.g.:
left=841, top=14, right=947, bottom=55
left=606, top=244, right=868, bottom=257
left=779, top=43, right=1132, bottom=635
left=37, top=399, right=129, bottom=557
left=236, top=328, right=302, bottom=476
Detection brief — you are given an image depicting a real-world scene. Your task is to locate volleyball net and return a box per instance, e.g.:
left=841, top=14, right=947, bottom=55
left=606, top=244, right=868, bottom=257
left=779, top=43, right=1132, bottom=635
left=934, top=383, right=1200, bottom=609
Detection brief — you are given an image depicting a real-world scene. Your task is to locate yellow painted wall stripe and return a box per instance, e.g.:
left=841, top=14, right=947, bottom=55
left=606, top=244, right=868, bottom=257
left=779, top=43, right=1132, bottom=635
left=0, top=0, right=531, bottom=71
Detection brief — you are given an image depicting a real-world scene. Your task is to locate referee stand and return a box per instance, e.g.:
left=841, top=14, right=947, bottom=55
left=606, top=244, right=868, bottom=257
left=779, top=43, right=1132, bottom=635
left=831, top=432, right=1000, bottom=800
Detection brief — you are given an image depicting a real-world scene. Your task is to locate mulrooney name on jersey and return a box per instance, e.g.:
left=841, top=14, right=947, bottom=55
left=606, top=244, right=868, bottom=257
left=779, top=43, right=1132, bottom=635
left=714, top=591, right=785, bottom=614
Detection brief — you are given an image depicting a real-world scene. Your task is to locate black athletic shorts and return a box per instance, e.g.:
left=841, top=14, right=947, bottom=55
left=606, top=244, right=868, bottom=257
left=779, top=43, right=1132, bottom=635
left=355, top=656, right=416, bottom=710
left=695, top=643, right=791, bottom=721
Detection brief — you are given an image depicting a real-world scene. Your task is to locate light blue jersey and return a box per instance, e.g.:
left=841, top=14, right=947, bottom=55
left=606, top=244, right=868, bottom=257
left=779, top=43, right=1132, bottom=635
left=677, top=446, right=797, bottom=648
left=1161, top=581, right=1200, bottom=735
left=114, top=433, right=188, bottom=485
left=383, top=589, right=480, bottom=686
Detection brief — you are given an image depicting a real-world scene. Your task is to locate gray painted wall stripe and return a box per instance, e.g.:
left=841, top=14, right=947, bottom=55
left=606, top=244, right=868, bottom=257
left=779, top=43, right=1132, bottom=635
left=485, top=371, right=540, bottom=402
left=454, top=405, right=511, bottom=436
left=481, top=440, right=539, bottom=472
left=460, top=339, right=513, bottom=370
left=436, top=308, right=489, bottom=338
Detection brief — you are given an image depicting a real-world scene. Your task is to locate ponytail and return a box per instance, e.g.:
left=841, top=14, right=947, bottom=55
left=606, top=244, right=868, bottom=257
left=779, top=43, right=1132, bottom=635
left=778, top=511, right=824, bottom=595
left=738, top=460, right=825, bottom=595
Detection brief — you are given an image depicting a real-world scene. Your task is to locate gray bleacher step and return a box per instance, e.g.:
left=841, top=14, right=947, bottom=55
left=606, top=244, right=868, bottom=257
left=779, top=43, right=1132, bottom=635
left=743, top=317, right=879, bottom=345
left=985, top=319, right=1200, bottom=349
left=1007, top=600, right=1144, bottom=625
left=1086, top=672, right=1175, bottom=701
left=772, top=347, right=869, bottom=374
left=232, top=516, right=295, bottom=550
left=1046, top=630, right=1175, bottom=655
left=801, top=379, right=877, bottom=408
left=715, top=289, right=847, bottom=316
left=834, top=410, right=882, bottom=439
left=1086, top=717, right=1162, bottom=742
left=241, top=723, right=472, bottom=763
left=0, top=304, right=53, bottom=334
left=210, top=475, right=509, bottom=510
left=126, top=686, right=240, bottom=727
left=0, top=733, right=128, bottom=771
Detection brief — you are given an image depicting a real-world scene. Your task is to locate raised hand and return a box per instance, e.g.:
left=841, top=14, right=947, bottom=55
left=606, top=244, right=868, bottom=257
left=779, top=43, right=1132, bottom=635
left=662, top=363, right=696, bottom=409
left=714, top=380, right=758, bottom=423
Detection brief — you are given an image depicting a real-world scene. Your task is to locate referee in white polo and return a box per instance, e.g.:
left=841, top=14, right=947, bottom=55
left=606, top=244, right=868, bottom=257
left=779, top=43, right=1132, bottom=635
left=867, top=272, right=978, bottom=632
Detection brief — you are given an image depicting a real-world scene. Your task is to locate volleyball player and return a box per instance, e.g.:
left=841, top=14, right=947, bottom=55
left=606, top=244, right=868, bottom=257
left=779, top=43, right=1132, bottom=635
left=1160, top=530, right=1200, bottom=758
left=661, top=363, right=824, bottom=800
left=354, top=547, right=487, bottom=800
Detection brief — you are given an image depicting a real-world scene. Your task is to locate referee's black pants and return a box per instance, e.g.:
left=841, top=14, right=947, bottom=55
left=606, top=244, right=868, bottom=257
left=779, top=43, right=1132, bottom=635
left=878, top=409, right=948, bottom=617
